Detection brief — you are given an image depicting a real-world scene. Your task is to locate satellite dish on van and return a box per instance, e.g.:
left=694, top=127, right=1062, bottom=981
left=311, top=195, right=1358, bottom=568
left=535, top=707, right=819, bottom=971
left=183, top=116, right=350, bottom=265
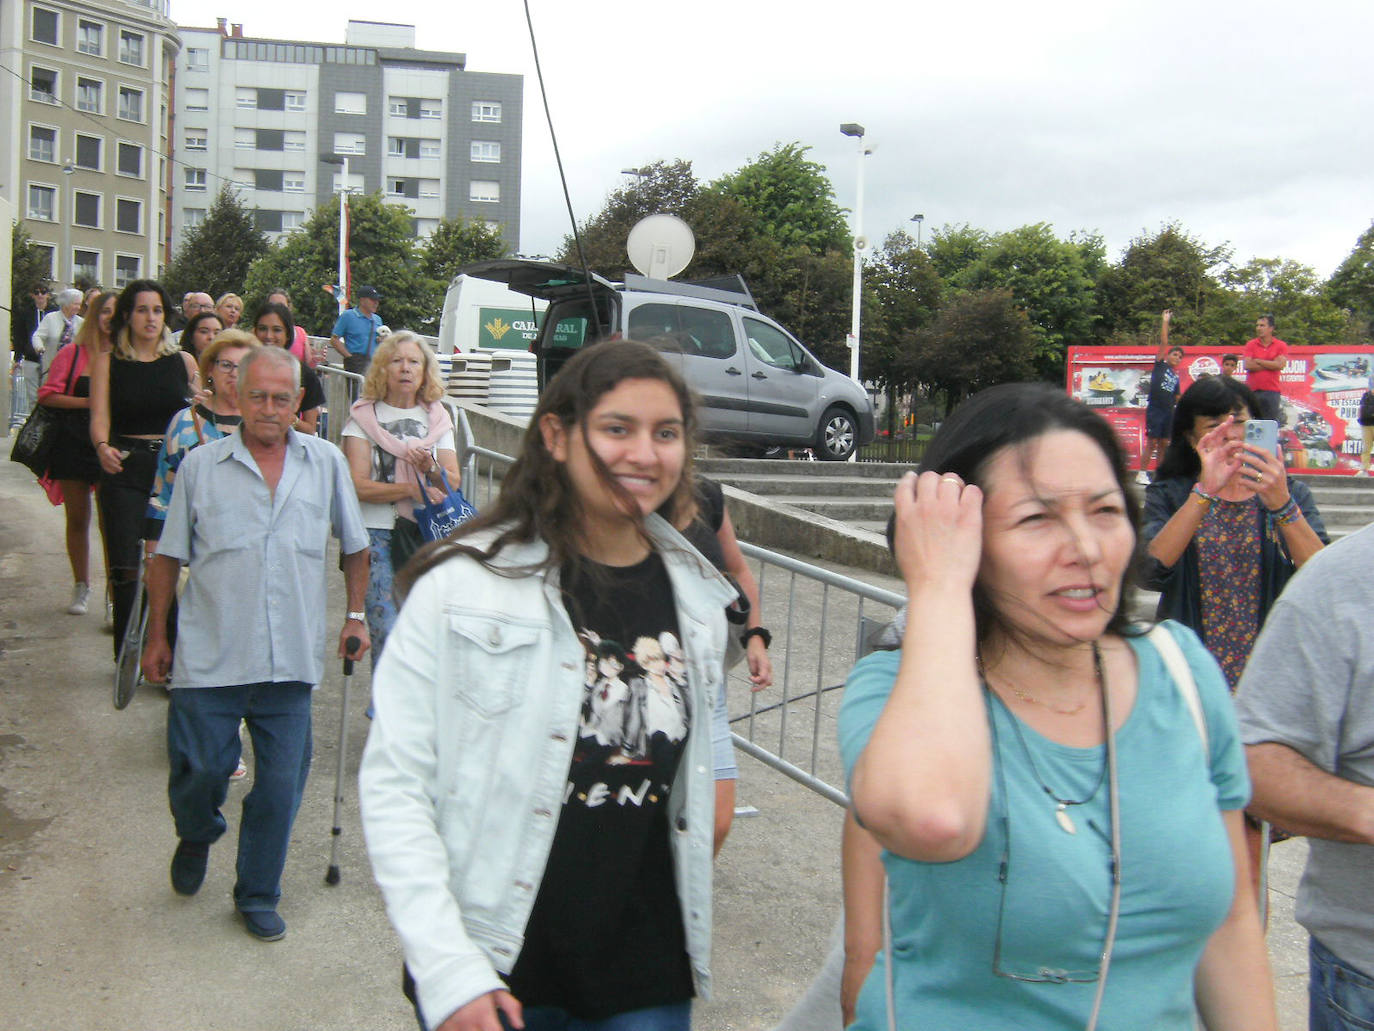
left=627, top=214, right=696, bottom=280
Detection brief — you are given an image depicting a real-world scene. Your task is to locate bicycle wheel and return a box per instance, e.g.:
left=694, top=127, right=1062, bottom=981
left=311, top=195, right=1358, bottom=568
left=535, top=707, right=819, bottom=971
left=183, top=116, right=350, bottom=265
left=113, top=566, right=147, bottom=710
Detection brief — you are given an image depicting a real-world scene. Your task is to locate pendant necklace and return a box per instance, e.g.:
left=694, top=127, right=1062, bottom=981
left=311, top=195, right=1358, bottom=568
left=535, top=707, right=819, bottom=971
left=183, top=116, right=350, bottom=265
left=988, top=643, right=1109, bottom=835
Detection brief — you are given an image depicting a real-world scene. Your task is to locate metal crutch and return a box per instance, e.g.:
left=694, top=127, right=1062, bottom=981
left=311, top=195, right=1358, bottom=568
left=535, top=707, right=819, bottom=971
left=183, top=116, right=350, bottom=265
left=325, top=635, right=361, bottom=885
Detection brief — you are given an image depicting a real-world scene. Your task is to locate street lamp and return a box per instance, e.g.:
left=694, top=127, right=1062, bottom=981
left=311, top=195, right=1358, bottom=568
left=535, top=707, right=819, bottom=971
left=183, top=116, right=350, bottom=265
left=910, top=213, right=925, bottom=250
left=839, top=123, right=869, bottom=386
left=619, top=166, right=651, bottom=178
left=319, top=153, right=351, bottom=316
left=61, top=158, right=75, bottom=287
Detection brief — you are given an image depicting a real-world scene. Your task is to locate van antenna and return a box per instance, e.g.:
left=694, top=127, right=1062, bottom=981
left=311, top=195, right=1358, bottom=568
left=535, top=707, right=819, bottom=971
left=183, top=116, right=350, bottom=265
left=522, top=0, right=600, bottom=323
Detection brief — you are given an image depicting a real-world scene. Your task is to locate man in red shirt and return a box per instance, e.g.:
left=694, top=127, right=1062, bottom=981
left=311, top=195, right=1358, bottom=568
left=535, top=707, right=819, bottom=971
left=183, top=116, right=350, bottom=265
left=1243, top=315, right=1288, bottom=422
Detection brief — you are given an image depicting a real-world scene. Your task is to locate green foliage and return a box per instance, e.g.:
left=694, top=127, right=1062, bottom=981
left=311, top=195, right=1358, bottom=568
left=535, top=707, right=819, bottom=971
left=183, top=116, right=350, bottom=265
left=245, top=193, right=439, bottom=336
left=863, top=231, right=943, bottom=392
left=11, top=222, right=52, bottom=297
left=947, top=223, right=1102, bottom=381
left=1097, top=223, right=1232, bottom=346
left=1326, top=221, right=1374, bottom=340
left=559, top=160, right=700, bottom=272
left=164, top=187, right=270, bottom=303
left=707, top=142, right=850, bottom=254
left=421, top=215, right=507, bottom=287
left=1214, top=258, right=1351, bottom=346
left=924, top=224, right=991, bottom=283
left=902, top=288, right=1037, bottom=412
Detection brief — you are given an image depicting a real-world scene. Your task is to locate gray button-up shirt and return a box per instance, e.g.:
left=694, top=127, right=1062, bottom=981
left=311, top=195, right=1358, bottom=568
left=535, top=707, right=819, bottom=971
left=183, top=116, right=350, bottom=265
left=157, top=429, right=369, bottom=690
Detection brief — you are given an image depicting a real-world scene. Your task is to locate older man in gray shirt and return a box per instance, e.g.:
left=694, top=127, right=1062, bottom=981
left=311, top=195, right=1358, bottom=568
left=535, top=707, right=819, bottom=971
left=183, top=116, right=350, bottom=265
left=1236, top=522, right=1374, bottom=1031
left=142, top=346, right=370, bottom=942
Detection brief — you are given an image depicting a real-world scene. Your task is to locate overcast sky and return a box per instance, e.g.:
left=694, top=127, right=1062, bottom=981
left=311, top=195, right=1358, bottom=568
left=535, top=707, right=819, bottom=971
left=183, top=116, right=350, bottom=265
left=174, top=0, right=1371, bottom=279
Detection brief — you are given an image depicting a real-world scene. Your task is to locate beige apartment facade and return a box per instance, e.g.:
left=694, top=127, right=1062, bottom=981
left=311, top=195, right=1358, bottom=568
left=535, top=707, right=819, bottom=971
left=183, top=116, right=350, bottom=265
left=1, top=0, right=178, bottom=290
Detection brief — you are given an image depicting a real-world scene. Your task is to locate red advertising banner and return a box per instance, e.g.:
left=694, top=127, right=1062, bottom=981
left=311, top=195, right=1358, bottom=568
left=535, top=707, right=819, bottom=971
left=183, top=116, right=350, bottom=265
left=1067, top=346, right=1374, bottom=475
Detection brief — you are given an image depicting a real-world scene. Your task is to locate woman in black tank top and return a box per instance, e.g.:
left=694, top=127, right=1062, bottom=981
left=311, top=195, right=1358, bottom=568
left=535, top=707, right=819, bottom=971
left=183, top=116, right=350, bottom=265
left=89, top=280, right=200, bottom=661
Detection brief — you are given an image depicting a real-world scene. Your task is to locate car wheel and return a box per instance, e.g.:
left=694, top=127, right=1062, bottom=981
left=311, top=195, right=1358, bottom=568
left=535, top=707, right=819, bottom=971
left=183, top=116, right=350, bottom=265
left=817, top=406, right=857, bottom=461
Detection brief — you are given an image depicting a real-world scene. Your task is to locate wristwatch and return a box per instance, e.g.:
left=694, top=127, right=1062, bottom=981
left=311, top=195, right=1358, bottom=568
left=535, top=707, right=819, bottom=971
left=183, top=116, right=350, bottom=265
left=740, top=626, right=772, bottom=649
left=346, top=611, right=366, bottom=623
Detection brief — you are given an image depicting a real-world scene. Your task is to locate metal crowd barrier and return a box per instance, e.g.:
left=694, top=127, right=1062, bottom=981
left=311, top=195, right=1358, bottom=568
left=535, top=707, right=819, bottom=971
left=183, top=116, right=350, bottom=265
left=445, top=413, right=904, bottom=808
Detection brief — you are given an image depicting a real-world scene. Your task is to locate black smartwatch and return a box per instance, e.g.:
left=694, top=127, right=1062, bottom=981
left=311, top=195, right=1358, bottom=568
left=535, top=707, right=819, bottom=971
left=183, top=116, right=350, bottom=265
left=739, top=626, right=772, bottom=649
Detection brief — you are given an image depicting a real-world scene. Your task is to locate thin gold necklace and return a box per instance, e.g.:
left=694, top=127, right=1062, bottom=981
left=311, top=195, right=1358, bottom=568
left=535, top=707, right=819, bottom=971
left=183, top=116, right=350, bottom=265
left=981, top=655, right=1095, bottom=717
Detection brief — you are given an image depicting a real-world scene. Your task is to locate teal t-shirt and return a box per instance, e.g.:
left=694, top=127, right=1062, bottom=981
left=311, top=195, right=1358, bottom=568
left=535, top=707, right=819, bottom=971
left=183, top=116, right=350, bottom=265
left=837, top=623, right=1249, bottom=1031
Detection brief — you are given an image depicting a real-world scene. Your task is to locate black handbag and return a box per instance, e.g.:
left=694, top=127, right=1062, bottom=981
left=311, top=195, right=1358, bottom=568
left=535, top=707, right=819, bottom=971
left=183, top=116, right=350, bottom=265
left=11, top=402, right=60, bottom=475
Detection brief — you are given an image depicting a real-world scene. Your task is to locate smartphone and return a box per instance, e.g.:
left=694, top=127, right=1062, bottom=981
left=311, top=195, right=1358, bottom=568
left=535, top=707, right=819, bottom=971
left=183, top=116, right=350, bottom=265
left=1245, top=419, right=1280, bottom=457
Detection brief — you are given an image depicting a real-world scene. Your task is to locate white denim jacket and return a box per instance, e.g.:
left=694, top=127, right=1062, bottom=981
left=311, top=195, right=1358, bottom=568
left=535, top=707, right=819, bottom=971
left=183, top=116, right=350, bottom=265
left=359, top=515, right=734, bottom=1028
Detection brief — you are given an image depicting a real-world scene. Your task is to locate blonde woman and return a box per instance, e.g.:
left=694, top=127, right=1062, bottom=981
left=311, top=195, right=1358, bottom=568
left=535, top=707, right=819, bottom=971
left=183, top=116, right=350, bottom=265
left=341, top=330, right=459, bottom=670
left=214, top=292, right=244, bottom=329
left=89, top=280, right=199, bottom=658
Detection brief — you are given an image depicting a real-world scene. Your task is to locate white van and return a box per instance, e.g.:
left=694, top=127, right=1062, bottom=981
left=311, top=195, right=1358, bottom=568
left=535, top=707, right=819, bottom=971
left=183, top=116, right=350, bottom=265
left=436, top=274, right=548, bottom=355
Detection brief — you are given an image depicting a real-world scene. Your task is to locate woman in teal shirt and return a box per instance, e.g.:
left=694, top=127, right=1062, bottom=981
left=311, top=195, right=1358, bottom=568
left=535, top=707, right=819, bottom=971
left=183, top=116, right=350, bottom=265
left=838, top=383, right=1275, bottom=1031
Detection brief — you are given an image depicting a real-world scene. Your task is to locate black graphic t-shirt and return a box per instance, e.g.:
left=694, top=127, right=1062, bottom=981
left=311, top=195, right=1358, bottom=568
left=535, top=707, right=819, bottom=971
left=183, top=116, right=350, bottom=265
left=506, top=551, right=695, bottom=1018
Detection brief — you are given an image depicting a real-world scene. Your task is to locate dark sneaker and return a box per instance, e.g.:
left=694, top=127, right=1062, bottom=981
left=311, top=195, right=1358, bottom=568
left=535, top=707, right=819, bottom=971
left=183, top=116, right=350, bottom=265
left=240, top=909, right=286, bottom=941
left=170, top=840, right=210, bottom=896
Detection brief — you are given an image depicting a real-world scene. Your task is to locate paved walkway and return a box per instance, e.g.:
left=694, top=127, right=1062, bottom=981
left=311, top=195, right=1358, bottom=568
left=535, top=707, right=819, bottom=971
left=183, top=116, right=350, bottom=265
left=0, top=440, right=1309, bottom=1029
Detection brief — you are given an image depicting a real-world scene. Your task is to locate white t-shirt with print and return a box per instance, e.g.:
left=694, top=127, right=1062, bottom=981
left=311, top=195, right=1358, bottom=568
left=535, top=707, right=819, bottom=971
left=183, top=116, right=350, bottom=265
left=341, top=401, right=456, bottom=530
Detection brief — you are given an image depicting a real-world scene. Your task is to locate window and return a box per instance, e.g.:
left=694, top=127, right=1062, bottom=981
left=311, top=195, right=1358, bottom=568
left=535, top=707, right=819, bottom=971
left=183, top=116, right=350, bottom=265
left=185, top=87, right=208, bottom=112
left=335, top=92, right=366, bottom=115
left=388, top=97, right=408, bottom=116
left=253, top=169, right=283, bottom=192
left=234, top=128, right=254, bottom=150
left=117, top=86, right=143, bottom=122
left=32, top=244, right=54, bottom=279
left=77, top=20, right=103, bottom=56
left=419, top=139, right=440, bottom=159
left=184, top=129, right=207, bottom=151
left=31, top=7, right=58, bottom=46
left=387, top=178, right=407, bottom=196
left=184, top=167, right=206, bottom=191
left=414, top=218, right=438, bottom=238
left=254, top=210, right=282, bottom=232
left=743, top=317, right=803, bottom=369
left=419, top=179, right=440, bottom=199
left=115, top=198, right=140, bottom=234
left=332, top=171, right=364, bottom=193
left=284, top=91, right=305, bottom=111
left=75, top=133, right=102, bottom=170
left=118, top=30, right=145, bottom=66
left=387, top=137, right=406, bottom=157
left=185, top=47, right=209, bottom=71
left=76, top=77, right=102, bottom=112
left=334, top=132, right=365, bottom=155
left=419, top=100, right=441, bottom=119
left=27, top=184, right=56, bottom=221
left=471, top=141, right=500, bottom=163
left=28, top=126, right=56, bottom=163
left=117, top=142, right=142, bottom=177
left=73, top=250, right=100, bottom=284
left=74, top=192, right=101, bottom=228
left=281, top=211, right=304, bottom=232
left=114, top=254, right=140, bottom=288
left=235, top=87, right=256, bottom=109
left=30, top=67, right=58, bottom=104
left=283, top=173, right=304, bottom=193
left=471, top=101, right=501, bottom=123
left=283, top=131, right=305, bottom=152
left=256, top=128, right=285, bottom=151
left=184, top=207, right=206, bottom=229
left=470, top=180, right=500, bottom=203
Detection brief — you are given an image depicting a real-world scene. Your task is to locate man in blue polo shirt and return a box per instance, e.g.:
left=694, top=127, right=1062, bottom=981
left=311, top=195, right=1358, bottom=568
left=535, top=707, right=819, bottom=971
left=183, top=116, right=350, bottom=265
left=330, top=285, right=383, bottom=376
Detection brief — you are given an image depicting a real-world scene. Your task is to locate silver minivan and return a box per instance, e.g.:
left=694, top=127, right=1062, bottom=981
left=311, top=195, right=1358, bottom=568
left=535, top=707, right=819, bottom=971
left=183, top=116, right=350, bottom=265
left=461, top=260, right=876, bottom=460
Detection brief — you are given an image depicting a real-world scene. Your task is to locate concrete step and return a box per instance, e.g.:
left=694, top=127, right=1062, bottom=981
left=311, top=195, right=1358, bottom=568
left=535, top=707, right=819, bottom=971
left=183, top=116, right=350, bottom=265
left=708, top=473, right=895, bottom=499
left=699, top=457, right=909, bottom=479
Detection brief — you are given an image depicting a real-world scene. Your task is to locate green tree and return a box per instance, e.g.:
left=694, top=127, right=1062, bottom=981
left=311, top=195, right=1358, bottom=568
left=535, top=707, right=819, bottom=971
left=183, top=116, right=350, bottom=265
left=1327, top=221, right=1374, bottom=340
left=244, top=193, right=438, bottom=336
left=861, top=231, right=943, bottom=428
left=11, top=222, right=52, bottom=298
left=421, top=215, right=507, bottom=286
left=924, top=224, right=991, bottom=283
left=949, top=223, right=1103, bottom=381
left=164, top=186, right=269, bottom=302
left=558, top=160, right=701, bottom=272
left=900, top=288, right=1036, bottom=413
left=707, top=142, right=849, bottom=254
left=1097, top=223, right=1231, bottom=346
left=1215, top=258, right=1351, bottom=346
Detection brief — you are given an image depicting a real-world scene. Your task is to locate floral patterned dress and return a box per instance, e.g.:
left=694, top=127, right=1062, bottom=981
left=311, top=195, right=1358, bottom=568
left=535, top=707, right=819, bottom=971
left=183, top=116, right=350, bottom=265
left=1195, top=496, right=1262, bottom=689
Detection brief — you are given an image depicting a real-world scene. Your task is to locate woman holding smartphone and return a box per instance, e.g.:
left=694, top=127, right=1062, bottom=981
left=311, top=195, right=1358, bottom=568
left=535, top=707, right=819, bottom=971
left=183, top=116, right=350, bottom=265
left=1142, top=376, right=1327, bottom=690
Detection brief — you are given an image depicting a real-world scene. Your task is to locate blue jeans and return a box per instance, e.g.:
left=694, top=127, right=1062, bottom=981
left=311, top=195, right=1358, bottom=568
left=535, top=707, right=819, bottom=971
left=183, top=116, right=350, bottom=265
left=1311, top=936, right=1374, bottom=1031
left=167, top=682, right=313, bottom=912
left=419, top=1001, right=690, bottom=1031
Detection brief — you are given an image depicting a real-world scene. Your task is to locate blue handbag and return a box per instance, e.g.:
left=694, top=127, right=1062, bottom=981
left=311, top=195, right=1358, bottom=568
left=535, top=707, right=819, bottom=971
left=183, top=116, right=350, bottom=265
left=412, top=465, right=478, bottom=541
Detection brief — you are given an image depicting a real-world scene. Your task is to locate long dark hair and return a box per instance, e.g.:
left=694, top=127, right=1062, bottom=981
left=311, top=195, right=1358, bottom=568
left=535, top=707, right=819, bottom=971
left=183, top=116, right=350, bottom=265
left=396, top=339, right=699, bottom=598
left=110, top=279, right=176, bottom=359
left=891, top=382, right=1142, bottom=647
left=182, top=310, right=225, bottom=357
left=251, top=301, right=296, bottom=343
left=1155, top=376, right=1260, bottom=480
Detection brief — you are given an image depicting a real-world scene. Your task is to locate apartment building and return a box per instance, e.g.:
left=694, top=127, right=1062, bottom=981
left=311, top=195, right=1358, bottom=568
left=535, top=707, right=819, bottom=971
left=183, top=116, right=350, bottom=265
left=1, top=0, right=178, bottom=288
left=173, top=19, right=522, bottom=252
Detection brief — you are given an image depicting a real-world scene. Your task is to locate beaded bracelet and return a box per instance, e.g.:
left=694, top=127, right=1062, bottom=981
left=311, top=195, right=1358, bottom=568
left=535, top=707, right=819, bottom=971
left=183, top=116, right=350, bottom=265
left=1268, top=498, right=1302, bottom=526
left=1191, top=485, right=1220, bottom=507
